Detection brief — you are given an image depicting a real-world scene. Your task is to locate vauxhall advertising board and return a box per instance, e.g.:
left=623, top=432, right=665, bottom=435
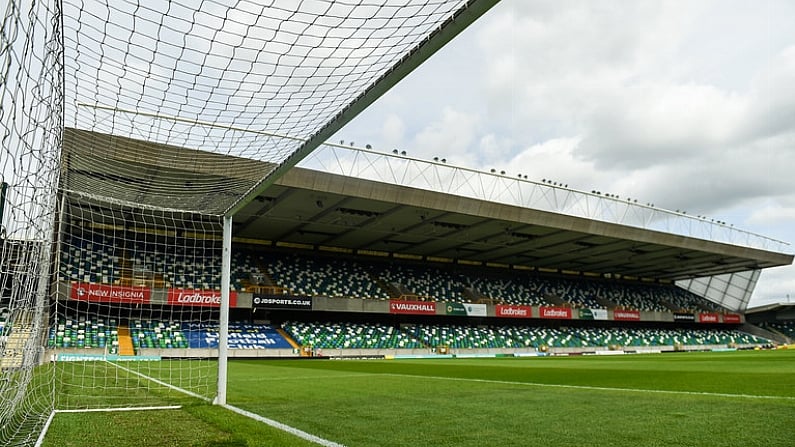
left=252, top=294, right=312, bottom=310
left=389, top=300, right=437, bottom=315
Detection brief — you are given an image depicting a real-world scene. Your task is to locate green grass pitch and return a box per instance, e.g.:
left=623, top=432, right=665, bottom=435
left=43, top=350, right=795, bottom=447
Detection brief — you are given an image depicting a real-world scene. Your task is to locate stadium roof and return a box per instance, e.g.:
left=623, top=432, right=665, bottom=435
left=745, top=302, right=795, bottom=316
left=61, top=128, right=793, bottom=284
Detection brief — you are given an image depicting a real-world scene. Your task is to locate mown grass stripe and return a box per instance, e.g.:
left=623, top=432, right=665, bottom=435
left=383, top=373, right=795, bottom=401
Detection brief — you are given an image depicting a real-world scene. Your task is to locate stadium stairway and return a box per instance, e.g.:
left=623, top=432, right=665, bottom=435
left=0, top=311, right=34, bottom=369
left=742, top=323, right=790, bottom=344
left=116, top=326, right=136, bottom=356
left=276, top=328, right=301, bottom=349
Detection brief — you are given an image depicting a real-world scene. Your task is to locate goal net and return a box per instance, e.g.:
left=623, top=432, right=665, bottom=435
left=1, top=0, right=496, bottom=444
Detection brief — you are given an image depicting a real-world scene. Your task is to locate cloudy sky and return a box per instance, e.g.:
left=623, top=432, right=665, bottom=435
left=332, top=0, right=795, bottom=307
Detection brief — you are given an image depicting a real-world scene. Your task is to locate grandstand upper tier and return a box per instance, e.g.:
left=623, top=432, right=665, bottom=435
left=60, top=128, right=792, bottom=312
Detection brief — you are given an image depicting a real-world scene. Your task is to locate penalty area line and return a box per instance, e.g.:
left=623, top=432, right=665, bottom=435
left=108, top=361, right=345, bottom=446
left=35, top=406, right=183, bottom=447
left=384, top=373, right=795, bottom=401
left=222, top=404, right=346, bottom=447
left=110, top=360, right=212, bottom=402
left=55, top=405, right=183, bottom=413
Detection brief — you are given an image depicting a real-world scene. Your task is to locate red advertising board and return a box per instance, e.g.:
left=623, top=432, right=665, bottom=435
left=539, top=306, right=572, bottom=319
left=613, top=310, right=641, bottom=321
left=389, top=300, right=437, bottom=315
left=496, top=305, right=533, bottom=318
left=70, top=283, right=151, bottom=304
left=722, top=314, right=742, bottom=324
left=699, top=313, right=720, bottom=323
left=167, top=289, right=238, bottom=307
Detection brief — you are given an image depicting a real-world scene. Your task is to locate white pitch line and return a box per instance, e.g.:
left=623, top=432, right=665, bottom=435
left=382, top=373, right=795, bottom=401
left=110, top=360, right=212, bottom=402
left=34, top=410, right=57, bottom=447
left=222, top=404, right=346, bottom=447
left=108, top=361, right=345, bottom=447
left=55, top=405, right=183, bottom=413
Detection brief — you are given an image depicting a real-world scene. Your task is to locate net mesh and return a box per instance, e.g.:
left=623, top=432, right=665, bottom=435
left=1, top=0, right=485, bottom=444
left=1, top=0, right=63, bottom=443
left=63, top=0, right=471, bottom=215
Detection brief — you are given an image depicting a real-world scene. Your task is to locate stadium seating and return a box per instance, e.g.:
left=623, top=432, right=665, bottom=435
left=281, top=322, right=769, bottom=351
left=48, top=316, right=118, bottom=350
left=129, top=320, right=189, bottom=349
left=283, top=321, right=424, bottom=349
left=763, top=321, right=795, bottom=339
left=47, top=315, right=771, bottom=353
left=56, top=232, right=730, bottom=312
left=264, top=253, right=390, bottom=299
left=59, top=234, right=122, bottom=284
left=374, top=264, right=468, bottom=302
left=467, top=274, right=547, bottom=306
left=50, top=318, right=293, bottom=350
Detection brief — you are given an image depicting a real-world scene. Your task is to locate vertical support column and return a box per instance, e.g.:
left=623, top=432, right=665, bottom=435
left=215, top=215, right=232, bottom=405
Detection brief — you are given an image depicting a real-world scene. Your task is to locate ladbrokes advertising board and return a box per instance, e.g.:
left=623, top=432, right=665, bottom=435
left=167, top=289, right=238, bottom=307
left=495, top=305, right=533, bottom=318
left=539, top=306, right=572, bottom=319
left=698, top=313, right=719, bottom=323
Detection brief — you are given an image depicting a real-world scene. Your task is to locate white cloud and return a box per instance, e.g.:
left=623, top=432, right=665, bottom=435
left=336, top=0, right=795, bottom=306
left=746, top=202, right=795, bottom=229
left=380, top=114, right=406, bottom=149
left=576, top=82, right=746, bottom=170
left=753, top=266, right=795, bottom=306
left=506, top=137, right=609, bottom=190
left=411, top=107, right=480, bottom=162
left=744, top=45, right=795, bottom=140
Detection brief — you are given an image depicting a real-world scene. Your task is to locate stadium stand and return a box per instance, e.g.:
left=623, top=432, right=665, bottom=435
left=56, top=232, right=725, bottom=315
left=129, top=320, right=189, bottom=350
left=51, top=230, right=775, bottom=359
left=763, top=321, right=795, bottom=339
left=374, top=263, right=469, bottom=302
left=59, top=234, right=122, bottom=285
left=48, top=316, right=117, bottom=350
left=283, top=321, right=424, bottom=350
left=264, top=252, right=390, bottom=299
left=568, top=326, right=767, bottom=348
left=47, top=313, right=771, bottom=354
left=182, top=322, right=293, bottom=349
